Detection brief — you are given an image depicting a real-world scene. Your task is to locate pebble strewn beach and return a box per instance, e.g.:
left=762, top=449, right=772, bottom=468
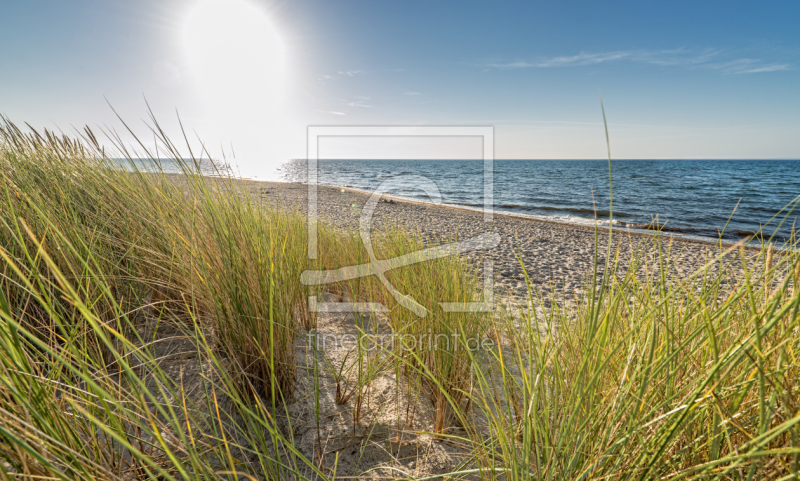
left=247, top=180, right=743, bottom=300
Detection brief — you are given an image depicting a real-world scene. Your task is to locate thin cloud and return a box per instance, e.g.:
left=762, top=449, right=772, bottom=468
left=488, top=49, right=718, bottom=68
left=404, top=91, right=421, bottom=96
left=319, top=70, right=368, bottom=82
left=328, top=96, right=374, bottom=110
left=735, top=64, right=789, bottom=74
left=315, top=110, right=346, bottom=116
left=345, top=96, right=373, bottom=108
left=707, top=58, right=791, bottom=74
left=710, top=58, right=757, bottom=73
left=347, top=101, right=372, bottom=108
left=641, top=48, right=722, bottom=66
left=486, top=48, right=790, bottom=74
left=508, top=51, right=632, bottom=68
left=338, top=69, right=366, bottom=77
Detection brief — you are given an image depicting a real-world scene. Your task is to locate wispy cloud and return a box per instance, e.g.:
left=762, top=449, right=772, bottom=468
left=738, top=64, right=789, bottom=74
left=486, top=48, right=790, bottom=74
left=318, top=70, right=368, bottom=83
left=338, top=69, right=366, bottom=77
left=315, top=110, right=346, bottom=116
left=489, top=51, right=633, bottom=68
left=709, top=59, right=791, bottom=74
left=345, top=96, right=373, bottom=108
left=404, top=91, right=421, bottom=96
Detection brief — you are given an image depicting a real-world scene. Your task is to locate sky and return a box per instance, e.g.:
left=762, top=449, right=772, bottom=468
left=1, top=0, right=798, bottom=176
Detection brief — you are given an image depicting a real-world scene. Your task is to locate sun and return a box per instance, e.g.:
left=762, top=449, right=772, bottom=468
left=183, top=0, right=285, bottom=117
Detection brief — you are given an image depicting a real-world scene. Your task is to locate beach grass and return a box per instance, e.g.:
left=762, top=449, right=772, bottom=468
left=1, top=116, right=799, bottom=479
left=467, top=237, right=800, bottom=479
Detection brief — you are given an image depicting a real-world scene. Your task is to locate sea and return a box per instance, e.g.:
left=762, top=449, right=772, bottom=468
left=278, top=159, right=800, bottom=244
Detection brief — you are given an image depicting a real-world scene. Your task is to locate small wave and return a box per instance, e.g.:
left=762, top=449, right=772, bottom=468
left=643, top=224, right=704, bottom=235
left=509, top=204, right=633, bottom=218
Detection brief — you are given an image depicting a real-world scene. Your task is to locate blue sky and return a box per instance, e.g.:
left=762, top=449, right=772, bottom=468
left=1, top=0, right=798, bottom=174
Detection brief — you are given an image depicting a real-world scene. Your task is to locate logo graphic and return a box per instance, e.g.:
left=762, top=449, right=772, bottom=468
left=301, top=126, right=496, bottom=317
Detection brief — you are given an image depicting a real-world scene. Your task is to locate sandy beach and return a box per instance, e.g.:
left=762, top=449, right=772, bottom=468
left=246, top=180, right=741, bottom=300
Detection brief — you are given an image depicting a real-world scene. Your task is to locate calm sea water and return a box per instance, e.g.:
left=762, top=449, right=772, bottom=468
left=280, top=159, right=800, bottom=243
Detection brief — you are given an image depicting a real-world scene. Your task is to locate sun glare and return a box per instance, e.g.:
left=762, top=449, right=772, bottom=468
left=184, top=0, right=285, bottom=117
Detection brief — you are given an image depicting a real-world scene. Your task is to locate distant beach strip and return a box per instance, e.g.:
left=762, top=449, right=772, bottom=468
left=244, top=179, right=764, bottom=300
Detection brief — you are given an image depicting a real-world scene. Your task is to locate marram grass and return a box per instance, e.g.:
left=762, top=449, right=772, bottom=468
left=0, top=117, right=799, bottom=479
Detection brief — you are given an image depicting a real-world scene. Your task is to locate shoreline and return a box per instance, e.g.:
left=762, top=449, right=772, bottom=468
left=240, top=178, right=765, bottom=299
left=316, top=182, right=743, bottom=249
left=251, top=177, right=773, bottom=251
